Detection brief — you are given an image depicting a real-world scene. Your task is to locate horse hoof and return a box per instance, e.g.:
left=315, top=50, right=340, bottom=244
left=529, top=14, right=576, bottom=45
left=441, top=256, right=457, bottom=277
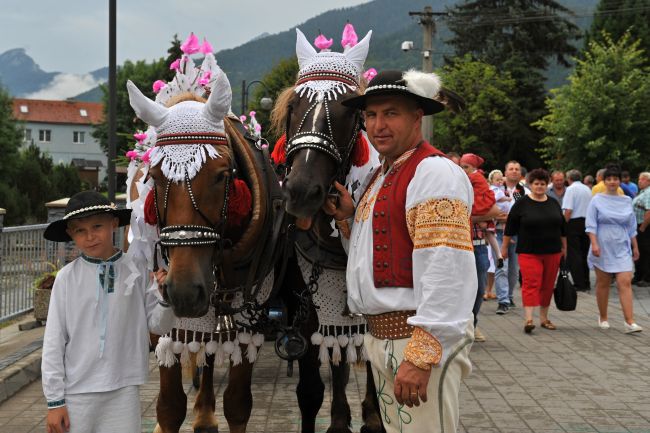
left=193, top=427, right=218, bottom=433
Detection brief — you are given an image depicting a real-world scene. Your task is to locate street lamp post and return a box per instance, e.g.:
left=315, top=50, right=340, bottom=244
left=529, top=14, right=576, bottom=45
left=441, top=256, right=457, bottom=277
left=241, top=80, right=273, bottom=115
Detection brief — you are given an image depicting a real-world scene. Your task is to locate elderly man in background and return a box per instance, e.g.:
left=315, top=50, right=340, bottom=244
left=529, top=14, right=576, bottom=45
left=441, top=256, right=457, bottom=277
left=563, top=169, right=593, bottom=292
left=547, top=170, right=567, bottom=207
left=632, top=172, right=650, bottom=286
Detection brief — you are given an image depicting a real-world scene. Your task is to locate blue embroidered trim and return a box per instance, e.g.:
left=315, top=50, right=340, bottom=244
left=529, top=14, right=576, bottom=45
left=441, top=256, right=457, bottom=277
left=47, top=399, right=66, bottom=408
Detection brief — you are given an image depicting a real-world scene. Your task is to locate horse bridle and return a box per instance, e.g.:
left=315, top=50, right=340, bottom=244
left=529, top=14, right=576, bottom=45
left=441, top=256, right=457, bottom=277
left=151, top=133, right=233, bottom=272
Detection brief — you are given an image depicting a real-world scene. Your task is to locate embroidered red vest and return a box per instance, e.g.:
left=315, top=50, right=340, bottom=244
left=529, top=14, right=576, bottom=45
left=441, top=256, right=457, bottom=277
left=369, top=142, right=447, bottom=288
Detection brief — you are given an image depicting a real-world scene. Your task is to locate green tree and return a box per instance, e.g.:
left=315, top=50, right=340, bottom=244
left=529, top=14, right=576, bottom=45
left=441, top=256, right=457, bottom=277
left=535, top=32, right=650, bottom=174
left=0, top=85, right=22, bottom=183
left=586, top=0, right=650, bottom=59
left=446, top=0, right=581, bottom=169
left=248, top=57, right=299, bottom=144
left=432, top=55, right=516, bottom=170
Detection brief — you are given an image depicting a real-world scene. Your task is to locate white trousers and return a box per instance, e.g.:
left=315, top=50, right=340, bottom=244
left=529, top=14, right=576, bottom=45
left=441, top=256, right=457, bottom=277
left=364, top=331, right=473, bottom=433
left=66, top=385, right=141, bottom=433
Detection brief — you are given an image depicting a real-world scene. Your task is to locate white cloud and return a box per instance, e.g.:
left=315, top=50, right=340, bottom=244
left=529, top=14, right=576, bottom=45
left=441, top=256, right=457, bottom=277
left=25, top=73, right=104, bottom=100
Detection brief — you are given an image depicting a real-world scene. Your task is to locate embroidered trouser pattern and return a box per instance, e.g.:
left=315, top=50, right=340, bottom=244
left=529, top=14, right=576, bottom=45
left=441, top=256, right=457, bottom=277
left=364, top=330, right=473, bottom=433
left=65, top=385, right=140, bottom=433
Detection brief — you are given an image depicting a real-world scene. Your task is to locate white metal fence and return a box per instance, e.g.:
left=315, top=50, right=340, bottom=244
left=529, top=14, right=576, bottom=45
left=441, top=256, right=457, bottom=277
left=0, top=224, right=125, bottom=323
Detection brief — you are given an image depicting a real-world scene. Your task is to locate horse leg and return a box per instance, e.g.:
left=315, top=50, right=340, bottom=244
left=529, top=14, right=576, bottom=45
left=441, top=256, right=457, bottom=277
left=223, top=348, right=254, bottom=433
left=296, top=344, right=325, bottom=433
left=192, top=354, right=219, bottom=433
left=360, top=361, right=385, bottom=433
left=154, top=362, right=187, bottom=433
left=326, top=360, right=352, bottom=433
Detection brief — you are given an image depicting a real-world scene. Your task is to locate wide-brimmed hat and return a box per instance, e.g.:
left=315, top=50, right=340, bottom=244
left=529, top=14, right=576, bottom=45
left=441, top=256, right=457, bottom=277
left=343, top=69, right=462, bottom=115
left=44, top=191, right=132, bottom=242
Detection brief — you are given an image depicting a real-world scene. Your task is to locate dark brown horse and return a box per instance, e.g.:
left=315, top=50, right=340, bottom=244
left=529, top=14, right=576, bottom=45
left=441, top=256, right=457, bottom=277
left=269, top=29, right=384, bottom=433
left=127, top=68, right=285, bottom=433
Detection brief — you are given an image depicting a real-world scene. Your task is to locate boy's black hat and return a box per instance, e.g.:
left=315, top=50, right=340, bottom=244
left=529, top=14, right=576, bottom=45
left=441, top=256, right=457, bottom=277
left=44, top=191, right=132, bottom=242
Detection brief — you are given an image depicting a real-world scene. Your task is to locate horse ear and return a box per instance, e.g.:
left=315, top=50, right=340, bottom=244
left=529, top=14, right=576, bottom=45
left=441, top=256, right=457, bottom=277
left=127, top=80, right=168, bottom=127
left=344, top=30, right=372, bottom=75
left=202, top=68, right=232, bottom=124
left=295, top=28, right=317, bottom=70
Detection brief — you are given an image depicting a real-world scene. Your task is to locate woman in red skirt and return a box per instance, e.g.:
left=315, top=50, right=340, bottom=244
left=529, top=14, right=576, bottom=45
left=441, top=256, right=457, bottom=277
left=501, top=168, right=567, bottom=333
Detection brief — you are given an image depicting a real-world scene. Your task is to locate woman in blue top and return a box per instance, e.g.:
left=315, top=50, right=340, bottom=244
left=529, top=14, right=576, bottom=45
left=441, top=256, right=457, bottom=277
left=586, top=164, right=642, bottom=333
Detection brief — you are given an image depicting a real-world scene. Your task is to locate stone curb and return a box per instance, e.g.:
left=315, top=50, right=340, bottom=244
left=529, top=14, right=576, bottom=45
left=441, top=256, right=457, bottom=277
left=0, top=349, right=42, bottom=405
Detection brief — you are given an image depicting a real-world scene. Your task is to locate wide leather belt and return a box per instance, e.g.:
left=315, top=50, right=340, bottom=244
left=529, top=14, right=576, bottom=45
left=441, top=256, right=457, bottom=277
left=365, top=310, right=416, bottom=339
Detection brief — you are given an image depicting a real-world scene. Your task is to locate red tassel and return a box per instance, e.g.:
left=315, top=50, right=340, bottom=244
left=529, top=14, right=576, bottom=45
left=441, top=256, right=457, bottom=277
left=351, top=131, right=369, bottom=167
left=144, top=189, right=157, bottom=225
left=271, top=134, right=287, bottom=165
left=227, top=178, right=252, bottom=227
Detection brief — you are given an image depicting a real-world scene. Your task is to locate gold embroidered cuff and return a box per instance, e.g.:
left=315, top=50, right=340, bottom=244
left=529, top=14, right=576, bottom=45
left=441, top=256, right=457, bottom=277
left=403, top=327, right=443, bottom=370
left=335, top=218, right=352, bottom=239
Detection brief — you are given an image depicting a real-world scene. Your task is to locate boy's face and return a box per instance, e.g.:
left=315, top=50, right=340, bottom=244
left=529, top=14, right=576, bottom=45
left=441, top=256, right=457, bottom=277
left=66, top=213, right=118, bottom=259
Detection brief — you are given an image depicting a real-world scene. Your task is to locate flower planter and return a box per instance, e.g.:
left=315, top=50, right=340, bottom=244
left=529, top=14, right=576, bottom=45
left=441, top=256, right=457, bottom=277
left=34, top=288, right=52, bottom=322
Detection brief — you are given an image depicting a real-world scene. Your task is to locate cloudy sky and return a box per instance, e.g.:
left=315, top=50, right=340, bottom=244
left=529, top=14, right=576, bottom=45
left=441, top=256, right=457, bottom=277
left=1, top=0, right=370, bottom=74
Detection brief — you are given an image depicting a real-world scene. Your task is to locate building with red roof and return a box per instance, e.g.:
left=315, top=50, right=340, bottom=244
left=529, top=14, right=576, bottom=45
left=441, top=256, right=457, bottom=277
left=12, top=99, right=106, bottom=188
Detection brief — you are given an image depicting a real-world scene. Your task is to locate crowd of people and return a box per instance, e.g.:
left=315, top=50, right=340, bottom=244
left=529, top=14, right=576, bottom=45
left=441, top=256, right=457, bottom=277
left=448, top=152, right=647, bottom=339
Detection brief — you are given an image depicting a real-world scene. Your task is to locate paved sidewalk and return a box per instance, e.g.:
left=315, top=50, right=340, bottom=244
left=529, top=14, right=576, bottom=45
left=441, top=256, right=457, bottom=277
left=1, top=286, right=650, bottom=433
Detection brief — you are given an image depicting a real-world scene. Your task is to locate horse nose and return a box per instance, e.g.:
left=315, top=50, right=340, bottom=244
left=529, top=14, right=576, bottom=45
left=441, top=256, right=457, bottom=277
left=285, top=179, right=324, bottom=204
left=167, top=284, right=209, bottom=318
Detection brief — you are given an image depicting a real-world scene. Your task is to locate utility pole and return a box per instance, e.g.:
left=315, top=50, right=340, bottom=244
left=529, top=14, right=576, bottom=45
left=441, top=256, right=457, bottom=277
left=108, top=0, right=116, bottom=202
left=408, top=6, right=446, bottom=144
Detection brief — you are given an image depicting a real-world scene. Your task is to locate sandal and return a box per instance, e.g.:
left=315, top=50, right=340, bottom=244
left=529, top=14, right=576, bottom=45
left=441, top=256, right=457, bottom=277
left=524, top=320, right=535, bottom=334
left=540, top=320, right=557, bottom=330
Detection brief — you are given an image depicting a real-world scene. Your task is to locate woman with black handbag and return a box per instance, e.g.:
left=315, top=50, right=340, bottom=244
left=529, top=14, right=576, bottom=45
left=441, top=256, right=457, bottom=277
left=501, top=169, right=567, bottom=334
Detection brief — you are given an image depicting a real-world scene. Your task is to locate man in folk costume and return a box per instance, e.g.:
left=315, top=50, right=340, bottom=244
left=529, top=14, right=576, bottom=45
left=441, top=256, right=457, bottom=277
left=324, top=70, right=476, bottom=432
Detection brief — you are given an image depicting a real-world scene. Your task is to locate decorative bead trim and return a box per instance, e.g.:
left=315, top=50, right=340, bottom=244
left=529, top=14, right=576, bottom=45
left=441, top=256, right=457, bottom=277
left=403, top=327, right=442, bottom=370
left=296, top=70, right=358, bottom=87
left=156, top=133, right=227, bottom=146
left=64, top=204, right=116, bottom=220
left=81, top=250, right=123, bottom=264
left=47, top=399, right=66, bottom=409
left=159, top=225, right=221, bottom=246
left=366, top=84, right=410, bottom=94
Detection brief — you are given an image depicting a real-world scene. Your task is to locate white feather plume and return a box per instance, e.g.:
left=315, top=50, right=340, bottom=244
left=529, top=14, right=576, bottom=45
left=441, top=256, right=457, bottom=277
left=402, top=69, right=442, bottom=99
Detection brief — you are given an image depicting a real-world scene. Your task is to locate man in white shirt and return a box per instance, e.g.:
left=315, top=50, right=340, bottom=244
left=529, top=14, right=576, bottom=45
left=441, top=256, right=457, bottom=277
left=327, top=69, right=475, bottom=433
left=562, top=169, right=593, bottom=291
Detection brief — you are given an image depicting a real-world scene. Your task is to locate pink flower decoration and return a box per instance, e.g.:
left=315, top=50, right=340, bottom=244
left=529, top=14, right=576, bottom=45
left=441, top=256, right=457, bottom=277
left=341, top=23, right=358, bottom=49
left=200, top=38, right=213, bottom=54
left=142, top=148, right=154, bottom=164
left=240, top=115, right=247, bottom=123
left=199, top=70, right=212, bottom=86
left=152, top=80, right=167, bottom=93
left=314, top=34, right=333, bottom=51
left=169, top=59, right=181, bottom=71
left=181, top=32, right=200, bottom=55
left=133, top=132, right=147, bottom=142
left=249, top=111, right=256, bottom=117
left=255, top=124, right=262, bottom=133
left=363, top=68, right=378, bottom=82
left=126, top=150, right=139, bottom=160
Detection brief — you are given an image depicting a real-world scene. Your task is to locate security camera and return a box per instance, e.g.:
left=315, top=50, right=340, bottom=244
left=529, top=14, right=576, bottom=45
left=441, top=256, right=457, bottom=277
left=401, top=41, right=414, bottom=52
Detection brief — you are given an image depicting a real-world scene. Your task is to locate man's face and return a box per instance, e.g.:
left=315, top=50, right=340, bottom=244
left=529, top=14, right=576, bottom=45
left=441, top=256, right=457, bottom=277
left=364, top=95, right=423, bottom=162
left=639, top=176, right=650, bottom=190
left=66, top=213, right=118, bottom=260
left=551, top=173, right=565, bottom=189
left=504, top=163, right=521, bottom=183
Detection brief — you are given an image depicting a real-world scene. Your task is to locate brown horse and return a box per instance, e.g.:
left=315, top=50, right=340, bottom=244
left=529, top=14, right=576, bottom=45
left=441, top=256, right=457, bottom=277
left=127, top=66, right=285, bottom=433
left=269, top=29, right=385, bottom=433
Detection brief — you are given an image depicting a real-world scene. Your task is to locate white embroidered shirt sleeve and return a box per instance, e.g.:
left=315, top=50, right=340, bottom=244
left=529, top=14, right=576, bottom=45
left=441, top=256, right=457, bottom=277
left=405, top=157, right=476, bottom=366
left=41, top=268, right=69, bottom=407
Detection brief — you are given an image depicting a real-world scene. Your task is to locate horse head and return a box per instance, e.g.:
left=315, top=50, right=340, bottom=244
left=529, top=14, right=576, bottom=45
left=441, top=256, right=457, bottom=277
left=271, top=29, right=372, bottom=227
left=128, top=58, right=234, bottom=318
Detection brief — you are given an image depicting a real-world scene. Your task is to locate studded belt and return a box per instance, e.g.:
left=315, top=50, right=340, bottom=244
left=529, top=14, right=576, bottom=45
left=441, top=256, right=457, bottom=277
left=365, top=310, right=416, bottom=340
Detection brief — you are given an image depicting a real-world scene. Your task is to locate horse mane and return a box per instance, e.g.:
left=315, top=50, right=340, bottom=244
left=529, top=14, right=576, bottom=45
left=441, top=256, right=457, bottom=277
left=165, top=92, right=206, bottom=107
left=269, top=78, right=368, bottom=137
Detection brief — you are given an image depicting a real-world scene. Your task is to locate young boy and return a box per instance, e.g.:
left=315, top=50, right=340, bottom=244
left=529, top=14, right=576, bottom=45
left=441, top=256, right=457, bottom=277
left=41, top=191, right=175, bottom=433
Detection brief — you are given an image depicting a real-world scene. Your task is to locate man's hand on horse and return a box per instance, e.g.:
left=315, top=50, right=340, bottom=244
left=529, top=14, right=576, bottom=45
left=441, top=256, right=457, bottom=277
left=322, top=181, right=355, bottom=221
left=394, top=360, right=431, bottom=408
left=46, top=406, right=70, bottom=433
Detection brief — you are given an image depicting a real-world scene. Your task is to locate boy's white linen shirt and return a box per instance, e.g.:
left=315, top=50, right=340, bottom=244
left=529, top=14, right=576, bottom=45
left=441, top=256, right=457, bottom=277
left=41, top=252, right=175, bottom=404
left=346, top=156, right=477, bottom=365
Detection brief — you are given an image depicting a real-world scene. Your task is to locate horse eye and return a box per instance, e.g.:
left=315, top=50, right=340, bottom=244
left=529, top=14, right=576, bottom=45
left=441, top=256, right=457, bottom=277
left=215, top=172, right=227, bottom=184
